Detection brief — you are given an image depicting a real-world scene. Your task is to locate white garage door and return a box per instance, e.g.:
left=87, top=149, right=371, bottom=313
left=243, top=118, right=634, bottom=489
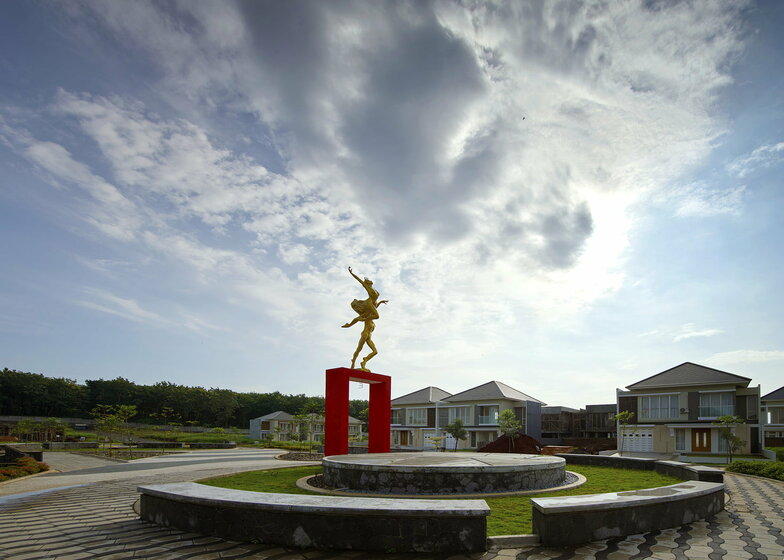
left=621, top=428, right=653, bottom=452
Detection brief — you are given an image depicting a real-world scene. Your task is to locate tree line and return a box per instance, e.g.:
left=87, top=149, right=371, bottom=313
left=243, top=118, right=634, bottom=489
left=0, top=368, right=368, bottom=428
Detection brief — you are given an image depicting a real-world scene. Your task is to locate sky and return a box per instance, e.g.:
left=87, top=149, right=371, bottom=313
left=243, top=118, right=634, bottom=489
left=1, top=0, right=782, bottom=410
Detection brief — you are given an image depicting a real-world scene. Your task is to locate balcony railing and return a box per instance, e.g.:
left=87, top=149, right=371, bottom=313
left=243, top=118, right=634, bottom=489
left=478, top=415, right=497, bottom=425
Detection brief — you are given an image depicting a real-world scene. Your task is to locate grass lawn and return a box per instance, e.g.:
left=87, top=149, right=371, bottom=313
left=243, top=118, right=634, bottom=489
left=199, top=465, right=681, bottom=536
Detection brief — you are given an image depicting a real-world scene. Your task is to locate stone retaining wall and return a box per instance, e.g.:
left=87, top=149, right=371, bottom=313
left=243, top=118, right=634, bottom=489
left=137, top=482, right=489, bottom=553
left=532, top=481, right=725, bottom=547
left=555, top=453, right=724, bottom=482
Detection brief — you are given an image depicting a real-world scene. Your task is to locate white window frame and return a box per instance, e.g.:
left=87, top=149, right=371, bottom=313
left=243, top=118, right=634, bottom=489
left=639, top=394, right=679, bottom=420
left=406, top=407, right=427, bottom=426
left=699, top=391, right=734, bottom=420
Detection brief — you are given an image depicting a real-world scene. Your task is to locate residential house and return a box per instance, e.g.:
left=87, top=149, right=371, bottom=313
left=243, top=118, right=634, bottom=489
left=390, top=381, right=545, bottom=450
left=616, top=362, right=762, bottom=457
left=249, top=411, right=361, bottom=442
left=761, top=386, right=784, bottom=447
left=581, top=404, right=617, bottom=439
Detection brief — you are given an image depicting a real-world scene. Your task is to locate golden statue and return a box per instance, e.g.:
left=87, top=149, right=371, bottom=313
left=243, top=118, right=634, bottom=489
left=342, top=266, right=388, bottom=371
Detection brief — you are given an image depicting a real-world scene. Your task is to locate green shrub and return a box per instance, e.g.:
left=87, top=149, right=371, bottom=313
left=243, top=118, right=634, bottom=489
left=0, top=457, right=49, bottom=481
left=726, top=460, right=784, bottom=481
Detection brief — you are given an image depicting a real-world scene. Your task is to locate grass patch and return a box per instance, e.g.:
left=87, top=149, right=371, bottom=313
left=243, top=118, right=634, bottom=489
left=199, top=464, right=681, bottom=536
left=201, top=465, right=321, bottom=494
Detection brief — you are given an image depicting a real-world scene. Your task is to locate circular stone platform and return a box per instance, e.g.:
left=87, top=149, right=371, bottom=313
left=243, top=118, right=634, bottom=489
left=322, top=452, right=566, bottom=495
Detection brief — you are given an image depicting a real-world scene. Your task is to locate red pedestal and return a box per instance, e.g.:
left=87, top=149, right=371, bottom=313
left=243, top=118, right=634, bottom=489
left=324, top=367, right=391, bottom=456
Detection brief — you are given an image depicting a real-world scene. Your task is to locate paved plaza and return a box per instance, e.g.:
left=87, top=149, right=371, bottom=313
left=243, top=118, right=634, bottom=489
left=0, top=449, right=782, bottom=559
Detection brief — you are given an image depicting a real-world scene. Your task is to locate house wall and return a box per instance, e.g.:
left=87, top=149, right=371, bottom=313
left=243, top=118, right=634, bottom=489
left=762, top=397, right=784, bottom=446
left=389, top=396, right=543, bottom=450
left=617, top=384, right=762, bottom=455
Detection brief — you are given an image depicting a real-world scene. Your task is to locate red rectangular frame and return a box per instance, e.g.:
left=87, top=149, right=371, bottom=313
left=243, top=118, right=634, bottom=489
left=324, top=367, right=391, bottom=456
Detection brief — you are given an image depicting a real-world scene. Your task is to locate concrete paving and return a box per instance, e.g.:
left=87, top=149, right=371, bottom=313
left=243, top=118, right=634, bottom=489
left=0, top=449, right=782, bottom=559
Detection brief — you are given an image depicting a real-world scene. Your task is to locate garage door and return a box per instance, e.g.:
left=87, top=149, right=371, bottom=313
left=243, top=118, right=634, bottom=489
left=621, top=428, right=653, bottom=452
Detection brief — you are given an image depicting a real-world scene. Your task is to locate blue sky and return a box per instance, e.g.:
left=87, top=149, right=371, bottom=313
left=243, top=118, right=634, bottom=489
left=1, top=1, right=782, bottom=409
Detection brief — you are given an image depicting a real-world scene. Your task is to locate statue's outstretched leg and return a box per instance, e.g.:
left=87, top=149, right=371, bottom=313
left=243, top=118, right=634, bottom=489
left=359, top=338, right=378, bottom=371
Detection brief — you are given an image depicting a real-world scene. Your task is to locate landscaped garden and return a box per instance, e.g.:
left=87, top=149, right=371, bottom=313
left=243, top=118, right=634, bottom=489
left=199, top=464, right=682, bottom=536
left=0, top=456, right=49, bottom=482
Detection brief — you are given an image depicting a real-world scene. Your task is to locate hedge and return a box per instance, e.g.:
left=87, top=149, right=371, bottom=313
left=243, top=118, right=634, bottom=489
left=0, top=456, right=50, bottom=482
left=725, top=460, right=784, bottom=482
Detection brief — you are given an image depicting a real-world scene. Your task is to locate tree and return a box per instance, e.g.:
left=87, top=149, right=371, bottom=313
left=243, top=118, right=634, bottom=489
left=613, top=411, right=636, bottom=456
left=445, top=419, right=468, bottom=451
left=714, top=415, right=746, bottom=464
left=498, top=409, right=523, bottom=452
left=91, top=404, right=137, bottom=456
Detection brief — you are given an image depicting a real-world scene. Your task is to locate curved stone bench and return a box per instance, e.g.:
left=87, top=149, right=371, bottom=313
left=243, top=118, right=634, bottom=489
left=532, top=480, right=725, bottom=547
left=137, top=482, right=490, bottom=553
left=555, top=453, right=724, bottom=482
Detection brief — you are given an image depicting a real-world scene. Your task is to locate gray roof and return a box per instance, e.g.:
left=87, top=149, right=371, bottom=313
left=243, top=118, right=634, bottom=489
left=254, top=411, right=360, bottom=424
left=444, top=381, right=546, bottom=405
left=762, top=386, right=784, bottom=401
left=254, top=411, right=294, bottom=421
left=392, top=386, right=452, bottom=406
left=626, top=362, right=751, bottom=390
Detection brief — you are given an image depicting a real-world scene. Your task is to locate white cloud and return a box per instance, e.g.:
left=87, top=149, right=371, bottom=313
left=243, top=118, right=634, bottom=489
left=673, top=323, right=723, bottom=343
left=728, top=141, right=784, bottom=178
left=706, top=350, right=784, bottom=366
left=671, top=182, right=746, bottom=218
left=74, top=288, right=169, bottom=325
left=0, top=1, right=754, bottom=396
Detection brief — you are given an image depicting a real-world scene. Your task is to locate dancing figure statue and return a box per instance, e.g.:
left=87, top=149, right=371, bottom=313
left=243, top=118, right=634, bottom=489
left=342, top=267, right=388, bottom=371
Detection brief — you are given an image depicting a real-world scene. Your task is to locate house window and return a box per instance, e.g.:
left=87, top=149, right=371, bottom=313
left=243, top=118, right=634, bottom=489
left=675, top=429, right=686, bottom=451
left=438, top=407, right=449, bottom=427
left=391, top=409, right=403, bottom=425
left=478, top=406, right=499, bottom=424
left=406, top=408, right=427, bottom=426
left=699, top=392, right=734, bottom=418
left=768, top=407, right=784, bottom=424
left=448, top=406, right=471, bottom=424
left=640, top=395, right=678, bottom=419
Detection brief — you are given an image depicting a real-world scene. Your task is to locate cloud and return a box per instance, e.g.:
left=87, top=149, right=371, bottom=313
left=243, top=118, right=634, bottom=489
left=1, top=1, right=751, bottom=380
left=706, top=350, right=784, bottom=366
left=69, top=0, right=746, bottom=275
left=74, top=288, right=169, bottom=325
left=728, top=141, right=784, bottom=178
left=671, top=182, right=746, bottom=218
left=673, top=323, right=723, bottom=342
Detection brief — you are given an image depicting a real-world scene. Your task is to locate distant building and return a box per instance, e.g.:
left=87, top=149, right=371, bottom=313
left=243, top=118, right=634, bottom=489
left=390, top=381, right=545, bottom=450
left=249, top=411, right=361, bottom=442
left=582, top=404, right=617, bottom=438
left=541, top=406, right=582, bottom=439
left=761, top=386, right=784, bottom=447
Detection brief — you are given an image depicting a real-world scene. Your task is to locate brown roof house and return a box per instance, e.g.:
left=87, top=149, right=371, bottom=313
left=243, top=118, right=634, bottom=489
left=615, top=362, right=762, bottom=461
left=390, top=381, right=545, bottom=450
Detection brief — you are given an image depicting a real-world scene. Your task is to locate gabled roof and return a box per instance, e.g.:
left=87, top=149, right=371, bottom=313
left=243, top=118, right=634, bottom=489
left=254, top=411, right=294, bottom=421
left=392, top=386, right=452, bottom=406
left=443, top=380, right=546, bottom=405
left=626, top=362, right=751, bottom=390
left=253, top=411, right=361, bottom=424
left=762, top=386, right=784, bottom=401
